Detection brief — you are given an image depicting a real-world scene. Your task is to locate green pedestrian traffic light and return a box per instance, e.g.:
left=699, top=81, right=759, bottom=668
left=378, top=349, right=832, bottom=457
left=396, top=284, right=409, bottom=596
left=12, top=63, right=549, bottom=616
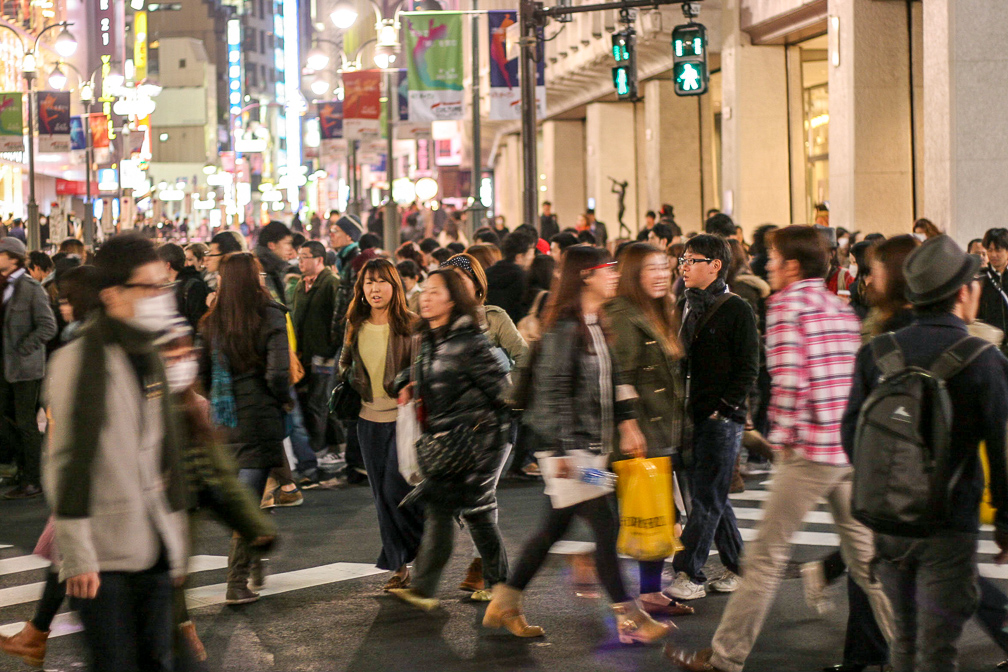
left=672, top=23, right=708, bottom=96
left=610, top=28, right=637, bottom=100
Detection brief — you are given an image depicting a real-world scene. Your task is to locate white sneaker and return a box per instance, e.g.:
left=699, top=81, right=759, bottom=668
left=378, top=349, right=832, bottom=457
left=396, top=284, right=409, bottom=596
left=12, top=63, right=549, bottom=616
left=663, top=571, right=707, bottom=601
left=800, top=561, right=834, bottom=615
left=708, top=570, right=740, bottom=593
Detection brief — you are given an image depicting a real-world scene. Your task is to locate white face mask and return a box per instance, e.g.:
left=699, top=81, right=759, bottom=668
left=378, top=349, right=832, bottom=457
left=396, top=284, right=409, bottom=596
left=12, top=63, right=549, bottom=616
left=913, top=232, right=927, bottom=242
left=128, top=292, right=178, bottom=332
left=848, top=263, right=858, bottom=278
left=166, top=358, right=199, bottom=393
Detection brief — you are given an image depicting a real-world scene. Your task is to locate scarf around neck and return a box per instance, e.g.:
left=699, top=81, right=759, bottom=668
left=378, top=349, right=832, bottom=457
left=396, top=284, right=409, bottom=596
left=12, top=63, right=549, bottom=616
left=681, top=278, right=727, bottom=348
left=55, top=313, right=189, bottom=517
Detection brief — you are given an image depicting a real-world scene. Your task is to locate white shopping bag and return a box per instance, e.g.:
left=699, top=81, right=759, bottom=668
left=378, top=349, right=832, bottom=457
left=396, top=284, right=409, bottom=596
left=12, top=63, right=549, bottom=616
left=537, top=450, right=613, bottom=509
left=397, top=401, right=423, bottom=485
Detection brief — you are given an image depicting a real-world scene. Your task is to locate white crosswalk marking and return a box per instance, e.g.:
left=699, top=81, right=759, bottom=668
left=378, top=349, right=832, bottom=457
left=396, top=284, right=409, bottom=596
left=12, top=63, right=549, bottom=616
left=0, top=555, right=49, bottom=577
left=0, top=558, right=384, bottom=639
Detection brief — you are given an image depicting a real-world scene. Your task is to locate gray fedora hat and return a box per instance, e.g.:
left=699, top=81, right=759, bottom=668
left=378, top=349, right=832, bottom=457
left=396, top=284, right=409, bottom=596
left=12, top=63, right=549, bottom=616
left=903, top=234, right=980, bottom=306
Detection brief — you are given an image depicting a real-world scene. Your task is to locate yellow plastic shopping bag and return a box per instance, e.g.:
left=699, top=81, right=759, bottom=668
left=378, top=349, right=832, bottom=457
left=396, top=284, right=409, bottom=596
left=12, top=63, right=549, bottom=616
left=613, top=457, right=684, bottom=561
left=981, top=441, right=996, bottom=526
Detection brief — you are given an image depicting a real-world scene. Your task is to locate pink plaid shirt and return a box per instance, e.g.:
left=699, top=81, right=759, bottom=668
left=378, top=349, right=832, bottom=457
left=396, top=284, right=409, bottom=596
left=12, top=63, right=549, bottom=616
left=766, top=278, right=861, bottom=465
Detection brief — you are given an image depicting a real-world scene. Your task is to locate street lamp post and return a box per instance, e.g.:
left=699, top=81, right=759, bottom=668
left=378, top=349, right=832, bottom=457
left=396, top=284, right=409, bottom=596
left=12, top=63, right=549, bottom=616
left=469, top=0, right=482, bottom=235
left=384, top=70, right=397, bottom=251
left=0, top=21, right=78, bottom=249
left=80, top=81, right=95, bottom=245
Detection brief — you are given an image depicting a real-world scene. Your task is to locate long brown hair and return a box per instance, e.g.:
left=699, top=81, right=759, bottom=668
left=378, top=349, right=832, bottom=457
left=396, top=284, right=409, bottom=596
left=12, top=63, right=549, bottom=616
left=868, top=234, right=919, bottom=324
left=421, top=269, right=480, bottom=331
left=346, top=258, right=413, bottom=344
left=200, top=252, right=271, bottom=373
left=542, top=244, right=611, bottom=333
left=465, top=243, right=501, bottom=272
left=616, top=243, right=682, bottom=358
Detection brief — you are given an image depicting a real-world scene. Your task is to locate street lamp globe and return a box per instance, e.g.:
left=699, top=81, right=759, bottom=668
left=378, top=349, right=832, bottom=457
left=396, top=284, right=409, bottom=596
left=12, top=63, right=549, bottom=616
left=330, top=0, right=358, bottom=29
left=104, top=65, right=125, bottom=90
left=48, top=64, right=67, bottom=90
left=306, top=47, right=330, bottom=71
left=374, top=44, right=399, bottom=70
left=310, top=77, right=330, bottom=96
left=376, top=19, right=399, bottom=48
left=54, top=27, right=78, bottom=58
left=21, top=51, right=37, bottom=75
left=80, top=80, right=95, bottom=102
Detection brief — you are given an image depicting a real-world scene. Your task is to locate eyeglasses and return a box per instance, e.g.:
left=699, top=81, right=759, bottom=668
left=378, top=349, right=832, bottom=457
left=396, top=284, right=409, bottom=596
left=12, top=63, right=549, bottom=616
left=678, top=256, right=715, bottom=267
left=298, top=254, right=320, bottom=261
left=205, top=253, right=223, bottom=258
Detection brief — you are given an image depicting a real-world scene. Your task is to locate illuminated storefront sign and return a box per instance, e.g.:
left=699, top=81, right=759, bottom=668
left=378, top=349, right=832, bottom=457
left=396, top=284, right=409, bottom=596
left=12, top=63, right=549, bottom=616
left=227, top=19, right=242, bottom=116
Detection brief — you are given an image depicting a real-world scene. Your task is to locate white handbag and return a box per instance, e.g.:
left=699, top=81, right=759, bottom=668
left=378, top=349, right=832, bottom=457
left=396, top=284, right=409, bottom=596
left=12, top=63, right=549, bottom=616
left=396, top=401, right=423, bottom=485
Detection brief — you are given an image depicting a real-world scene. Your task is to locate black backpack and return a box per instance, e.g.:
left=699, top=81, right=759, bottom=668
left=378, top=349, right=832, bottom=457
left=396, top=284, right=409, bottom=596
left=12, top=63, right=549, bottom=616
left=851, top=333, right=992, bottom=537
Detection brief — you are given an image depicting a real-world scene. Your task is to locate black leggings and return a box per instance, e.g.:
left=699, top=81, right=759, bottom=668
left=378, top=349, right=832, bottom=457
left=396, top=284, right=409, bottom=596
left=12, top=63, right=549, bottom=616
left=508, top=494, right=629, bottom=603
left=31, top=571, right=66, bottom=632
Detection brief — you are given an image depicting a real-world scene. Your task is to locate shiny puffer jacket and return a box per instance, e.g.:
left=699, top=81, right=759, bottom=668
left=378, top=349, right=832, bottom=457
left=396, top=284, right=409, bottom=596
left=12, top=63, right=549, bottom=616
left=413, top=315, right=509, bottom=514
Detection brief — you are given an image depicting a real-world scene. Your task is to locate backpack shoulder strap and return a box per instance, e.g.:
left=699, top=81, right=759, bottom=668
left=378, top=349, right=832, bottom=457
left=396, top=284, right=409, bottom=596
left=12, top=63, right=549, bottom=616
left=694, top=292, right=735, bottom=337
left=929, top=335, right=994, bottom=381
left=870, top=333, right=905, bottom=378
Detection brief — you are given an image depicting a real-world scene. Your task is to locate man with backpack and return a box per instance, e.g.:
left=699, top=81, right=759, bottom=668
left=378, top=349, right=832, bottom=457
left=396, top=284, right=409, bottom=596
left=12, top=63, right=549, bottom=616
left=840, top=235, right=1008, bottom=671
left=666, top=225, right=894, bottom=672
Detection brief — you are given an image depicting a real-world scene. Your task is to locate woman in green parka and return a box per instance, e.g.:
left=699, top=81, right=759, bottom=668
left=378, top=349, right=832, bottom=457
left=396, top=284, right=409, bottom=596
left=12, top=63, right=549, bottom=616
left=606, top=242, right=693, bottom=618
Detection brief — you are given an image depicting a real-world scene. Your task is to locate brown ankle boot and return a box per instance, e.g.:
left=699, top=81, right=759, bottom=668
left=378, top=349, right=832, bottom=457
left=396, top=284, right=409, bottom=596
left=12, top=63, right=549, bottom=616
left=458, top=557, right=484, bottom=592
left=482, top=584, right=545, bottom=638
left=612, top=600, right=673, bottom=644
left=0, top=622, right=48, bottom=667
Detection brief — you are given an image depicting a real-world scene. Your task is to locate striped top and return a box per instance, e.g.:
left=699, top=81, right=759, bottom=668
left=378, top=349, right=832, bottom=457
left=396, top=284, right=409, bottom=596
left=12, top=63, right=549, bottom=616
left=765, top=278, right=861, bottom=465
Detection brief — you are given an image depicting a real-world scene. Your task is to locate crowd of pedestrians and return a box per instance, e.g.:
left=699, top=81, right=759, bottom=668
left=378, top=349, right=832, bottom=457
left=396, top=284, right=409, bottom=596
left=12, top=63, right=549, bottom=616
left=1, top=204, right=1007, bottom=672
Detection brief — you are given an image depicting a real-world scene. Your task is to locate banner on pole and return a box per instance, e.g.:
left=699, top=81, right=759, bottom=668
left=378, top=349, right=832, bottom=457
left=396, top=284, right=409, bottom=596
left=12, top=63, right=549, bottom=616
left=0, top=93, right=23, bottom=152
left=396, top=69, right=430, bottom=139
left=343, top=70, right=382, bottom=140
left=36, top=91, right=71, bottom=153
left=318, top=100, right=343, bottom=139
left=406, top=12, right=464, bottom=122
left=70, top=116, right=87, bottom=150
left=89, top=113, right=110, bottom=149
left=488, top=11, right=545, bottom=121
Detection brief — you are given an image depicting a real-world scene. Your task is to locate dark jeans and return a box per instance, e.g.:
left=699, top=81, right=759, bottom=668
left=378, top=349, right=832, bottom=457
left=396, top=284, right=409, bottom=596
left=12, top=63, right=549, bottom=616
left=875, top=531, right=978, bottom=672
left=31, top=571, right=66, bottom=632
left=672, top=416, right=744, bottom=582
left=227, top=468, right=270, bottom=587
left=508, top=494, right=630, bottom=604
left=345, top=417, right=365, bottom=475
left=74, top=568, right=174, bottom=672
left=639, top=560, right=665, bottom=594
left=843, top=577, right=889, bottom=666
left=0, top=377, right=42, bottom=487
left=296, top=370, right=334, bottom=454
left=411, top=506, right=508, bottom=597
left=357, top=418, right=424, bottom=571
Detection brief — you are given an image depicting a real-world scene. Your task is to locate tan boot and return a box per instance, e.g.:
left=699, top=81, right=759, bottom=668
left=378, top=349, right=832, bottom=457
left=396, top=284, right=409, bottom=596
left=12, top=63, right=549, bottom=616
left=0, top=622, right=48, bottom=667
left=179, top=621, right=207, bottom=662
left=482, top=584, right=545, bottom=638
left=458, top=557, right=484, bottom=592
left=612, top=600, right=673, bottom=645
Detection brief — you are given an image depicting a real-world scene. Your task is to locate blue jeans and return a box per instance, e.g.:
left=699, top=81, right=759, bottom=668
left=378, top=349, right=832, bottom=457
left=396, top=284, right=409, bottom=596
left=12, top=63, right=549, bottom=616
left=286, top=389, right=317, bottom=477
left=672, top=416, right=744, bottom=582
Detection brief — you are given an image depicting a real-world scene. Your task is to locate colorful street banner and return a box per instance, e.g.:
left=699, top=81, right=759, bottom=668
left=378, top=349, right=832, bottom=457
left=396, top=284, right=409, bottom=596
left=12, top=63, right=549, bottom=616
left=89, top=113, right=110, bottom=149
left=406, top=12, right=464, bottom=122
left=318, top=100, right=343, bottom=140
left=36, top=91, right=71, bottom=153
left=342, top=70, right=382, bottom=140
left=0, top=93, right=23, bottom=152
left=70, top=116, right=86, bottom=150
left=396, top=69, right=430, bottom=139
left=488, top=11, right=545, bottom=121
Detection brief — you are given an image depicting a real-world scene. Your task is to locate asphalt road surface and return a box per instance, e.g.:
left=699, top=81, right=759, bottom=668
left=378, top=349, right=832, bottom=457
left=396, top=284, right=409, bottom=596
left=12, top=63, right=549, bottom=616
left=2, top=472, right=1006, bottom=672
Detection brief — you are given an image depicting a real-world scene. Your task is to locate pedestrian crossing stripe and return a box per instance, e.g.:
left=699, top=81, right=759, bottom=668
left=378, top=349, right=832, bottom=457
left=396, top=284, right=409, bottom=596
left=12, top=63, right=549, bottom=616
left=0, top=561, right=384, bottom=639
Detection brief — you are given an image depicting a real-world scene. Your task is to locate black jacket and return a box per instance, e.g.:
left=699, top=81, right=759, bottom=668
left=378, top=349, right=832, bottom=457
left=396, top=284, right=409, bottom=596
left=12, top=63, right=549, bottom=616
left=200, top=302, right=290, bottom=470
left=977, top=267, right=1008, bottom=348
left=413, top=315, right=509, bottom=514
left=292, top=267, right=339, bottom=364
left=255, top=245, right=289, bottom=307
left=841, top=313, right=1008, bottom=535
left=174, top=266, right=209, bottom=331
left=539, top=214, right=558, bottom=240
left=485, top=260, right=531, bottom=324
left=679, top=293, right=759, bottom=424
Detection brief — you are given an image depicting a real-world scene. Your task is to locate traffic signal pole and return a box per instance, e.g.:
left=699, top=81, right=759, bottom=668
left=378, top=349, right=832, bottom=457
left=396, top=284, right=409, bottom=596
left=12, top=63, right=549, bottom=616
left=518, top=0, right=701, bottom=232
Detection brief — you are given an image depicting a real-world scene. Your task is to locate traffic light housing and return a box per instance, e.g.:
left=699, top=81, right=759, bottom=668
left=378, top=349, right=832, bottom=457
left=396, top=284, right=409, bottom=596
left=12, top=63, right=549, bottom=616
left=672, top=23, right=708, bottom=96
left=611, top=29, right=637, bottom=100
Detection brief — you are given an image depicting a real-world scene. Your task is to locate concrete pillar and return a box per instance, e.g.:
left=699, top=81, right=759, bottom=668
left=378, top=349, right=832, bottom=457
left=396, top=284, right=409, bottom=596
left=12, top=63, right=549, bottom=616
left=585, top=101, right=639, bottom=240
left=643, top=79, right=703, bottom=233
left=828, top=0, right=914, bottom=238
left=493, top=133, right=523, bottom=232
left=541, top=120, right=586, bottom=231
left=720, top=0, right=791, bottom=232
left=924, top=0, right=1008, bottom=245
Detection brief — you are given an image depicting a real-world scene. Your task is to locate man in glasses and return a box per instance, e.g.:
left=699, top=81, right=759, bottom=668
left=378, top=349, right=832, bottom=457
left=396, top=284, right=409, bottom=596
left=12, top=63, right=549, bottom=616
left=44, top=232, right=188, bottom=671
left=665, top=233, right=758, bottom=603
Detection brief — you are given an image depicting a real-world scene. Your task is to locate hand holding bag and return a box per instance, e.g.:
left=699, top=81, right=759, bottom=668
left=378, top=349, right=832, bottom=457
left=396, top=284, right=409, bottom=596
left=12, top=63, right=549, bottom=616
left=397, top=335, right=424, bottom=485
